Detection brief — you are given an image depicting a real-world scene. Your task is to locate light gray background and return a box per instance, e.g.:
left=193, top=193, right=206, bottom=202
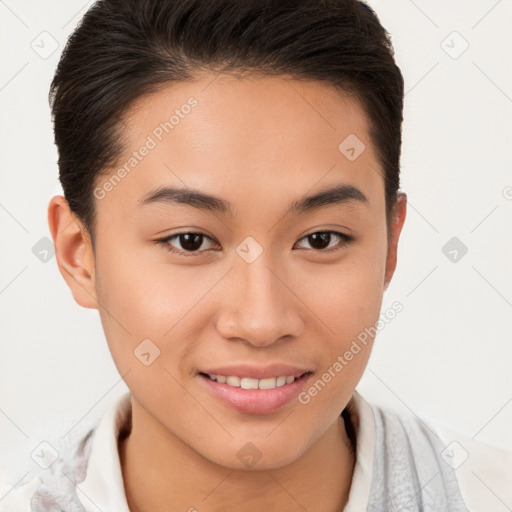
left=1, top=0, right=511, bottom=485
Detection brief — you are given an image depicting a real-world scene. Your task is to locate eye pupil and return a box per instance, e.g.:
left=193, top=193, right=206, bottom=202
left=180, top=233, right=203, bottom=251
left=308, top=232, right=331, bottom=250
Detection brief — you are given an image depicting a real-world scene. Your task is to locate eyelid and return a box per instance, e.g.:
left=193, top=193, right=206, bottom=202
left=155, top=229, right=354, bottom=256
left=295, top=230, right=354, bottom=252
left=156, top=230, right=218, bottom=257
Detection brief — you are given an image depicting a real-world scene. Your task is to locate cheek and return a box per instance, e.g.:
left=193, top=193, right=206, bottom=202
left=297, top=233, right=387, bottom=390
left=93, top=236, right=224, bottom=379
left=95, top=236, right=187, bottom=330
left=294, top=263, right=384, bottom=428
left=93, top=237, right=178, bottom=366
left=302, top=239, right=387, bottom=336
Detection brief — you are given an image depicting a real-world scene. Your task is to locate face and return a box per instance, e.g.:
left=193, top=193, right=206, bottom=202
left=50, top=73, right=406, bottom=470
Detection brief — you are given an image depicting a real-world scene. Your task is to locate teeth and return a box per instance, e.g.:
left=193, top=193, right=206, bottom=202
left=206, top=373, right=299, bottom=389
left=226, top=376, right=241, bottom=387
left=259, top=377, right=278, bottom=389
left=241, top=377, right=259, bottom=389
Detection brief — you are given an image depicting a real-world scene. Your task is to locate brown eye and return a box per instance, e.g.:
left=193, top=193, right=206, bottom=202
left=156, top=232, right=217, bottom=256
left=156, top=229, right=354, bottom=257
left=175, top=233, right=204, bottom=251
left=295, top=231, right=353, bottom=252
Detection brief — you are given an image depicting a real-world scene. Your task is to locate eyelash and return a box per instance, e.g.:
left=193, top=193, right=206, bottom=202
left=155, top=230, right=354, bottom=257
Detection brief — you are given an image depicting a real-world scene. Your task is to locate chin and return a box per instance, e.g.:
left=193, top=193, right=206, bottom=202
left=195, top=437, right=308, bottom=471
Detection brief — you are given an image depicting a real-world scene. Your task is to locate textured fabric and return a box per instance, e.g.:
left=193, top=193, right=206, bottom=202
left=367, top=406, right=469, bottom=512
left=29, top=430, right=95, bottom=512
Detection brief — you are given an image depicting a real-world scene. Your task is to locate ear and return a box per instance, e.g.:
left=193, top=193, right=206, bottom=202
left=48, top=195, right=98, bottom=309
left=383, top=192, right=407, bottom=291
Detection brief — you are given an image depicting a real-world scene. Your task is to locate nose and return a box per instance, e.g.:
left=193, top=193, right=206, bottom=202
left=215, top=251, right=304, bottom=348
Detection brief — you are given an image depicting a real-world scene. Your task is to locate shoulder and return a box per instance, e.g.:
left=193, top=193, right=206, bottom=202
left=0, top=392, right=131, bottom=512
left=0, top=427, right=96, bottom=512
left=434, top=424, right=512, bottom=512
left=361, top=395, right=511, bottom=512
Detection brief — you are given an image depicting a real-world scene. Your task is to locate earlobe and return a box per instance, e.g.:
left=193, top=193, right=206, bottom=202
left=383, top=192, right=407, bottom=291
left=48, top=195, right=99, bottom=309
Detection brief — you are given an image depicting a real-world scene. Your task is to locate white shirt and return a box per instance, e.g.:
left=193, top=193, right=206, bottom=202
left=1, top=391, right=510, bottom=511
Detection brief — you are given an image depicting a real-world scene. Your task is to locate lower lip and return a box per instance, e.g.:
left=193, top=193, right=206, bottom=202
left=198, top=373, right=312, bottom=415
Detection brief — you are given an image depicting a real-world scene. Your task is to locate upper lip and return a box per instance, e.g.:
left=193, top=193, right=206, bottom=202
left=200, top=363, right=311, bottom=380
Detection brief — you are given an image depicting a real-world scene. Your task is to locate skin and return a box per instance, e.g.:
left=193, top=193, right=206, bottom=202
left=48, top=73, right=407, bottom=512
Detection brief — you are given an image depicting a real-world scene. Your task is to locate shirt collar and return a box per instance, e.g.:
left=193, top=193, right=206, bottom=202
left=78, top=391, right=132, bottom=512
left=344, top=389, right=376, bottom=512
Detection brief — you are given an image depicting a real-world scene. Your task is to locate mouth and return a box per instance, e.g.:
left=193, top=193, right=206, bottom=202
left=197, top=370, right=313, bottom=415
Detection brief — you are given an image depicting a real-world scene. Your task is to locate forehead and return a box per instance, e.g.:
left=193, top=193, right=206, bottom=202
left=123, top=73, right=372, bottom=155
left=98, top=74, right=384, bottom=217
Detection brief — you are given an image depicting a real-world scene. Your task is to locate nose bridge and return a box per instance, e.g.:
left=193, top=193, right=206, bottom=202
left=240, top=252, right=281, bottom=313
left=216, top=245, right=303, bottom=346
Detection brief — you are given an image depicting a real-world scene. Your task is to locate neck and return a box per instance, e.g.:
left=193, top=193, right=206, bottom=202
left=118, top=399, right=356, bottom=512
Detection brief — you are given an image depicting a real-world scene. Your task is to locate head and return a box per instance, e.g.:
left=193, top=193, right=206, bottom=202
left=48, top=0, right=406, bottom=469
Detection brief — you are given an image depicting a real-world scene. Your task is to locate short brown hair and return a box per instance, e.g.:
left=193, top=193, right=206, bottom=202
left=49, top=0, right=405, bottom=240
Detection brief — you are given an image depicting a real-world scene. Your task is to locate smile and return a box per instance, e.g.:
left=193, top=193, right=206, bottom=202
left=198, top=371, right=313, bottom=414
left=205, top=373, right=297, bottom=389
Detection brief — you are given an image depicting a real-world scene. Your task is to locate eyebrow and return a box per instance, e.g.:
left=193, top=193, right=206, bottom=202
left=137, top=183, right=368, bottom=217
